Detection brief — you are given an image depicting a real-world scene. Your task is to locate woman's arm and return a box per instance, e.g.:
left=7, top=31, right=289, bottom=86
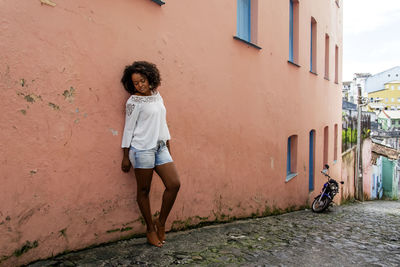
left=121, top=100, right=140, bottom=172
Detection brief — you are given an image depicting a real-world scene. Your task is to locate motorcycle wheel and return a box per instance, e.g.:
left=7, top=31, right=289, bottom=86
left=311, top=195, right=330, bottom=213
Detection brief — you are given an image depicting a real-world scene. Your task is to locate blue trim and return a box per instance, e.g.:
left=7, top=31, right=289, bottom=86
left=288, top=60, right=300, bottom=67
left=150, top=0, right=165, bottom=5
left=287, top=137, right=291, bottom=175
left=237, top=0, right=251, bottom=42
left=248, top=0, right=251, bottom=40
left=233, top=36, right=262, bottom=49
left=309, top=130, right=315, bottom=191
left=286, top=172, right=298, bottom=182
left=289, top=0, right=294, bottom=62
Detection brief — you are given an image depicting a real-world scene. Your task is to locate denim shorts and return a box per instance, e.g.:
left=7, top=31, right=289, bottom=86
left=129, top=141, right=173, bottom=169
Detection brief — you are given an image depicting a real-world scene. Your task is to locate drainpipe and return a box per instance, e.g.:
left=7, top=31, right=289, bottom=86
left=356, top=85, right=364, bottom=201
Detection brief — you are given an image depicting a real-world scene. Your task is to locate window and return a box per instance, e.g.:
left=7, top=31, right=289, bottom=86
left=397, top=97, right=400, bottom=102
left=310, top=17, right=317, bottom=73
left=323, top=126, right=329, bottom=167
left=334, top=124, right=338, bottom=162
left=392, top=98, right=395, bottom=102
left=385, top=84, right=389, bottom=89
left=324, top=34, right=330, bottom=79
left=386, top=98, right=389, bottom=102
left=391, top=85, right=395, bottom=90
left=286, top=135, right=298, bottom=181
left=289, top=0, right=299, bottom=64
left=334, top=45, right=339, bottom=83
left=309, top=130, right=316, bottom=191
left=235, top=0, right=260, bottom=49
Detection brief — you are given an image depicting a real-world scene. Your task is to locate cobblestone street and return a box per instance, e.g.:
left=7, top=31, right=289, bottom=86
left=28, top=200, right=400, bottom=266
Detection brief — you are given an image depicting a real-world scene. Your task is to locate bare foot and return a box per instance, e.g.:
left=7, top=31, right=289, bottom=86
left=146, top=231, right=163, bottom=247
left=155, top=219, right=166, bottom=243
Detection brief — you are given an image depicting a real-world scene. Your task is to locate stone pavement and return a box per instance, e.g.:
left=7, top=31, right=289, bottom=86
left=28, top=200, right=400, bottom=266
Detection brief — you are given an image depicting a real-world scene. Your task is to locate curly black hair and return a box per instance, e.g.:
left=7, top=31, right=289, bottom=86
left=121, top=61, right=161, bottom=94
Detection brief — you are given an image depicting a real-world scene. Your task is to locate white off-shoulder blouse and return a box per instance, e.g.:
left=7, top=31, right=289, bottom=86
left=121, top=92, right=171, bottom=150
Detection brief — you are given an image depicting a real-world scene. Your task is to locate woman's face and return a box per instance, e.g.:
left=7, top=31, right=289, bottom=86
left=131, top=73, right=151, bottom=96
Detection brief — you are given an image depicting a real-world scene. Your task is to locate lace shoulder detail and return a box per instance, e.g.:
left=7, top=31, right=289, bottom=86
left=126, top=103, right=136, bottom=116
left=130, top=92, right=160, bottom=103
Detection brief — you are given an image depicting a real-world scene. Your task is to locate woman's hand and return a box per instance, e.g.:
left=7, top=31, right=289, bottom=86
left=121, top=148, right=131, bottom=172
left=121, top=157, right=131, bottom=172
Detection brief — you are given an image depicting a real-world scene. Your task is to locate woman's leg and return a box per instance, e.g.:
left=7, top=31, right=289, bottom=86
left=134, top=168, right=162, bottom=247
left=154, top=162, right=180, bottom=227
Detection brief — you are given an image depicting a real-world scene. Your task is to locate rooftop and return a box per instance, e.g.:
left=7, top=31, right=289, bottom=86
left=378, top=110, right=400, bottom=119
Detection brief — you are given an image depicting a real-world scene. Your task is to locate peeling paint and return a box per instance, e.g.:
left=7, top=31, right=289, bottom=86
left=18, top=208, right=38, bottom=226
left=22, top=93, right=42, bottom=103
left=106, top=228, right=120, bottom=233
left=13, top=240, right=39, bottom=257
left=109, top=128, right=118, bottom=136
left=62, top=87, right=75, bottom=103
left=20, top=79, right=25, bottom=87
left=30, top=169, right=37, bottom=175
left=20, top=109, right=27, bottom=115
left=48, top=102, right=60, bottom=110
left=59, top=228, right=67, bottom=238
left=106, top=227, right=133, bottom=234
left=40, top=0, right=56, bottom=7
left=74, top=118, right=80, bottom=124
left=24, top=95, right=35, bottom=103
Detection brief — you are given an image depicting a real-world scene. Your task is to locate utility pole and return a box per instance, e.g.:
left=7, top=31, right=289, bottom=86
left=355, top=85, right=364, bottom=201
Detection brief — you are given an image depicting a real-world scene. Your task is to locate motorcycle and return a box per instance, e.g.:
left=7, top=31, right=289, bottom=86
left=311, top=164, right=344, bottom=213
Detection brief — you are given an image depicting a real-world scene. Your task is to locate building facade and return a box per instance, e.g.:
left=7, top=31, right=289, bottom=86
left=344, top=66, right=400, bottom=106
left=365, top=66, right=400, bottom=93
left=0, top=0, right=343, bottom=265
left=368, top=81, right=400, bottom=111
left=342, top=73, right=371, bottom=105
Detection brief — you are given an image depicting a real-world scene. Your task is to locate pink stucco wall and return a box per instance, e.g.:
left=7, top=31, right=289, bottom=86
left=362, top=138, right=373, bottom=199
left=341, top=148, right=356, bottom=201
left=340, top=138, right=373, bottom=202
left=0, top=0, right=343, bottom=265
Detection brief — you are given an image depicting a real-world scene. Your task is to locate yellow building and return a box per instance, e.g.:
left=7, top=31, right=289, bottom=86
left=368, top=81, right=400, bottom=111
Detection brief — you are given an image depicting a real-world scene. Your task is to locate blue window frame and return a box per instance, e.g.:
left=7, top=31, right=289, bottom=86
left=309, top=130, right=315, bottom=191
left=287, top=137, right=292, bottom=175
left=286, top=135, right=297, bottom=182
left=237, top=0, right=251, bottom=42
left=289, top=0, right=294, bottom=62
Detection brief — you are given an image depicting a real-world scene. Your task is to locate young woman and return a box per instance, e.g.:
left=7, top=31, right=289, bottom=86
left=120, top=61, right=180, bottom=248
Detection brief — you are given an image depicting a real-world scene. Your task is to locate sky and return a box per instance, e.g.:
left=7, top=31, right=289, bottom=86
left=343, top=0, right=400, bottom=81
